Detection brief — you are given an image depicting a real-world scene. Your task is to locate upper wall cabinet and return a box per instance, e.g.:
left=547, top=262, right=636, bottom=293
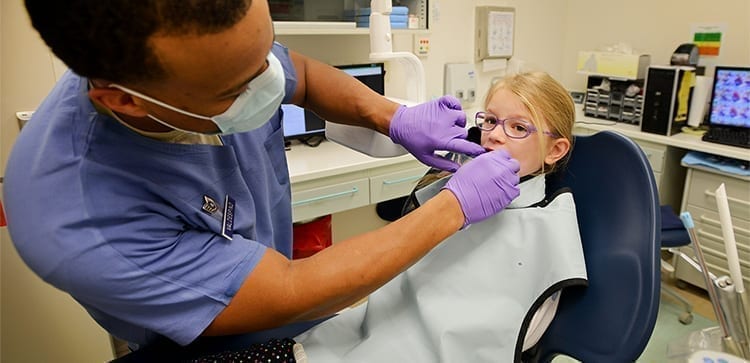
left=271, top=0, right=429, bottom=35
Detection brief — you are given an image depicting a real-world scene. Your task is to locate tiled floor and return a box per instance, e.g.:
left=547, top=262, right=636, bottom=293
left=662, top=274, right=716, bottom=323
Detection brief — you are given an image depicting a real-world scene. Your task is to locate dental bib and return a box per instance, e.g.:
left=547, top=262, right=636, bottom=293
left=296, top=175, right=588, bottom=362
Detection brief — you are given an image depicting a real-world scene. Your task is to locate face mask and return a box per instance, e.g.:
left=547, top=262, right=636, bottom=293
left=109, top=52, right=286, bottom=135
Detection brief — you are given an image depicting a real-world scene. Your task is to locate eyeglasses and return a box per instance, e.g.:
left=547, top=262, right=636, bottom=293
left=474, top=111, right=560, bottom=139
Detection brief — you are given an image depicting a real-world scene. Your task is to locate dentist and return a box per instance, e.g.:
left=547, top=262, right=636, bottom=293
left=5, top=0, right=520, bottom=354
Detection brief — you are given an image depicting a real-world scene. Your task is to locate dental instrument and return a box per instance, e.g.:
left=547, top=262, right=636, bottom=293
left=681, top=211, right=741, bottom=357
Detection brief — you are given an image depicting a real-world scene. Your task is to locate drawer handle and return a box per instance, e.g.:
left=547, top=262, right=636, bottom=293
left=699, top=215, right=719, bottom=226
left=699, top=215, right=750, bottom=238
left=704, top=190, right=750, bottom=208
left=292, top=187, right=359, bottom=207
left=382, top=175, right=422, bottom=186
left=697, top=229, right=727, bottom=244
left=697, top=229, right=750, bottom=253
left=694, top=241, right=750, bottom=270
left=697, top=243, right=728, bottom=259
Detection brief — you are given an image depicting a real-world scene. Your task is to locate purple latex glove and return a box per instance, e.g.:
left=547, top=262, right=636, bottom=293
left=389, top=96, right=486, bottom=171
left=443, top=150, right=520, bottom=228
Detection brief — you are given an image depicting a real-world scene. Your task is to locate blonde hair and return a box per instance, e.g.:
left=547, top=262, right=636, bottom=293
left=484, top=72, right=575, bottom=175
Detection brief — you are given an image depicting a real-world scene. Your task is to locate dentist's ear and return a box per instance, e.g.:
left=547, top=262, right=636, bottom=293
left=88, top=84, right=150, bottom=117
left=544, top=137, right=571, bottom=165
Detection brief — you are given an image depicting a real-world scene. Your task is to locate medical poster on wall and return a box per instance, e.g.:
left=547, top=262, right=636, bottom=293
left=475, top=6, right=515, bottom=63
left=691, top=24, right=726, bottom=57
left=487, top=10, right=514, bottom=58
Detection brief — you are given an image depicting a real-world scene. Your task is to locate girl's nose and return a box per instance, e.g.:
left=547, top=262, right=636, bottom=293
left=486, top=127, right=507, bottom=145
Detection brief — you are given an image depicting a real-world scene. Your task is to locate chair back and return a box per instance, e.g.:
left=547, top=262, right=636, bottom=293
left=529, top=131, right=661, bottom=362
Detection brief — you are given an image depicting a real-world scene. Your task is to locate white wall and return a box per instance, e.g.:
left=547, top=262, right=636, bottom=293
left=279, top=0, right=568, bottom=116
left=0, top=2, right=115, bottom=362
left=1, top=0, right=749, bottom=360
left=560, top=0, right=750, bottom=91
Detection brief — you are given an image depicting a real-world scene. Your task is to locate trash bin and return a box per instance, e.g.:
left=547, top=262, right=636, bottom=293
left=0, top=199, right=6, bottom=227
left=292, top=215, right=332, bottom=259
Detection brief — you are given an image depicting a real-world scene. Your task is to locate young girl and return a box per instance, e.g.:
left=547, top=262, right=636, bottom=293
left=294, top=72, right=586, bottom=362
left=478, top=71, right=574, bottom=177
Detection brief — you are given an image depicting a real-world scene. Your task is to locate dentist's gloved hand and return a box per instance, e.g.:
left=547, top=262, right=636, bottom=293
left=389, top=96, right=486, bottom=172
left=443, top=150, right=520, bottom=228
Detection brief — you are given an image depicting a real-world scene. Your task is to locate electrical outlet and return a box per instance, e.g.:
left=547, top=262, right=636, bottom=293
left=413, top=35, right=430, bottom=57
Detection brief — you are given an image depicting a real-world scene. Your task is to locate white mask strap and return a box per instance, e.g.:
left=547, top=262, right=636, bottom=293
left=107, top=84, right=213, bottom=121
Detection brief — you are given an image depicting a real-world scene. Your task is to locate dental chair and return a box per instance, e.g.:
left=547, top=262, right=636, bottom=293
left=111, top=131, right=660, bottom=362
left=524, top=130, right=661, bottom=362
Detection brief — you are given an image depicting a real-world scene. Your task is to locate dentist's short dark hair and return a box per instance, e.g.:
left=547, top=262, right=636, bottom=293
left=25, top=0, right=253, bottom=84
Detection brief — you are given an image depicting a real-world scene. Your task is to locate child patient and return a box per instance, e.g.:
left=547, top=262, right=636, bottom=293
left=295, top=72, right=587, bottom=363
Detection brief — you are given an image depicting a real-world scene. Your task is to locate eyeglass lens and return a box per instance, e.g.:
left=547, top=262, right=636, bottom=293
left=476, top=113, right=533, bottom=139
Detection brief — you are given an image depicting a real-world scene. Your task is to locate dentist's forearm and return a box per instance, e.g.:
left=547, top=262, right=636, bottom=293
left=288, top=50, right=399, bottom=135
left=203, top=190, right=463, bottom=335
left=288, top=190, right=464, bottom=321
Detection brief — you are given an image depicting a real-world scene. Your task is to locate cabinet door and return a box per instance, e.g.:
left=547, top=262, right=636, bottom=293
left=637, top=143, right=666, bottom=173
left=634, top=139, right=686, bottom=208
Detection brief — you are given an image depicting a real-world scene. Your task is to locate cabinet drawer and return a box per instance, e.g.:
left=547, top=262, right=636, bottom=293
left=685, top=169, right=750, bottom=221
left=676, top=242, right=750, bottom=290
left=687, top=204, right=750, bottom=245
left=702, top=249, right=750, bottom=287
left=688, top=205, right=750, bottom=263
left=636, top=142, right=666, bottom=173
left=291, top=178, right=369, bottom=222
left=370, top=166, right=428, bottom=203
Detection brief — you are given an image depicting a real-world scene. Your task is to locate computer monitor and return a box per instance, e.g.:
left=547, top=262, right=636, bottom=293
left=336, top=63, right=386, bottom=96
left=707, top=66, right=750, bottom=129
left=281, top=104, right=326, bottom=140
left=282, top=63, right=385, bottom=141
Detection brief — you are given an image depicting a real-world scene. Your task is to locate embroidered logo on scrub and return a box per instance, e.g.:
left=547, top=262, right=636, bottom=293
left=201, top=195, right=235, bottom=240
left=202, top=195, right=219, bottom=214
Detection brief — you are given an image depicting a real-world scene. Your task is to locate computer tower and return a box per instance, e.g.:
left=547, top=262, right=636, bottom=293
left=640, top=66, right=695, bottom=136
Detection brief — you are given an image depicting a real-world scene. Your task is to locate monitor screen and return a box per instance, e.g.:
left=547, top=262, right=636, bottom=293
left=707, top=66, right=750, bottom=128
left=281, top=104, right=326, bottom=140
left=282, top=63, right=385, bottom=140
left=336, top=63, right=386, bottom=95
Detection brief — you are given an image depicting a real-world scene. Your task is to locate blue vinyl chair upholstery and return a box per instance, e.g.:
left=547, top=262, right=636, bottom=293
left=526, top=131, right=661, bottom=362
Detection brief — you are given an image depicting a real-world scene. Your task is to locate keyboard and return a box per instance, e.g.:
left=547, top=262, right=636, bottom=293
left=702, top=127, right=750, bottom=149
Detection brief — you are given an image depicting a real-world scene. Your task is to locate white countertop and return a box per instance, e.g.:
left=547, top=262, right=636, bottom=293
left=286, top=109, right=748, bottom=186
left=285, top=139, right=418, bottom=184
left=574, top=108, right=749, bottom=162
